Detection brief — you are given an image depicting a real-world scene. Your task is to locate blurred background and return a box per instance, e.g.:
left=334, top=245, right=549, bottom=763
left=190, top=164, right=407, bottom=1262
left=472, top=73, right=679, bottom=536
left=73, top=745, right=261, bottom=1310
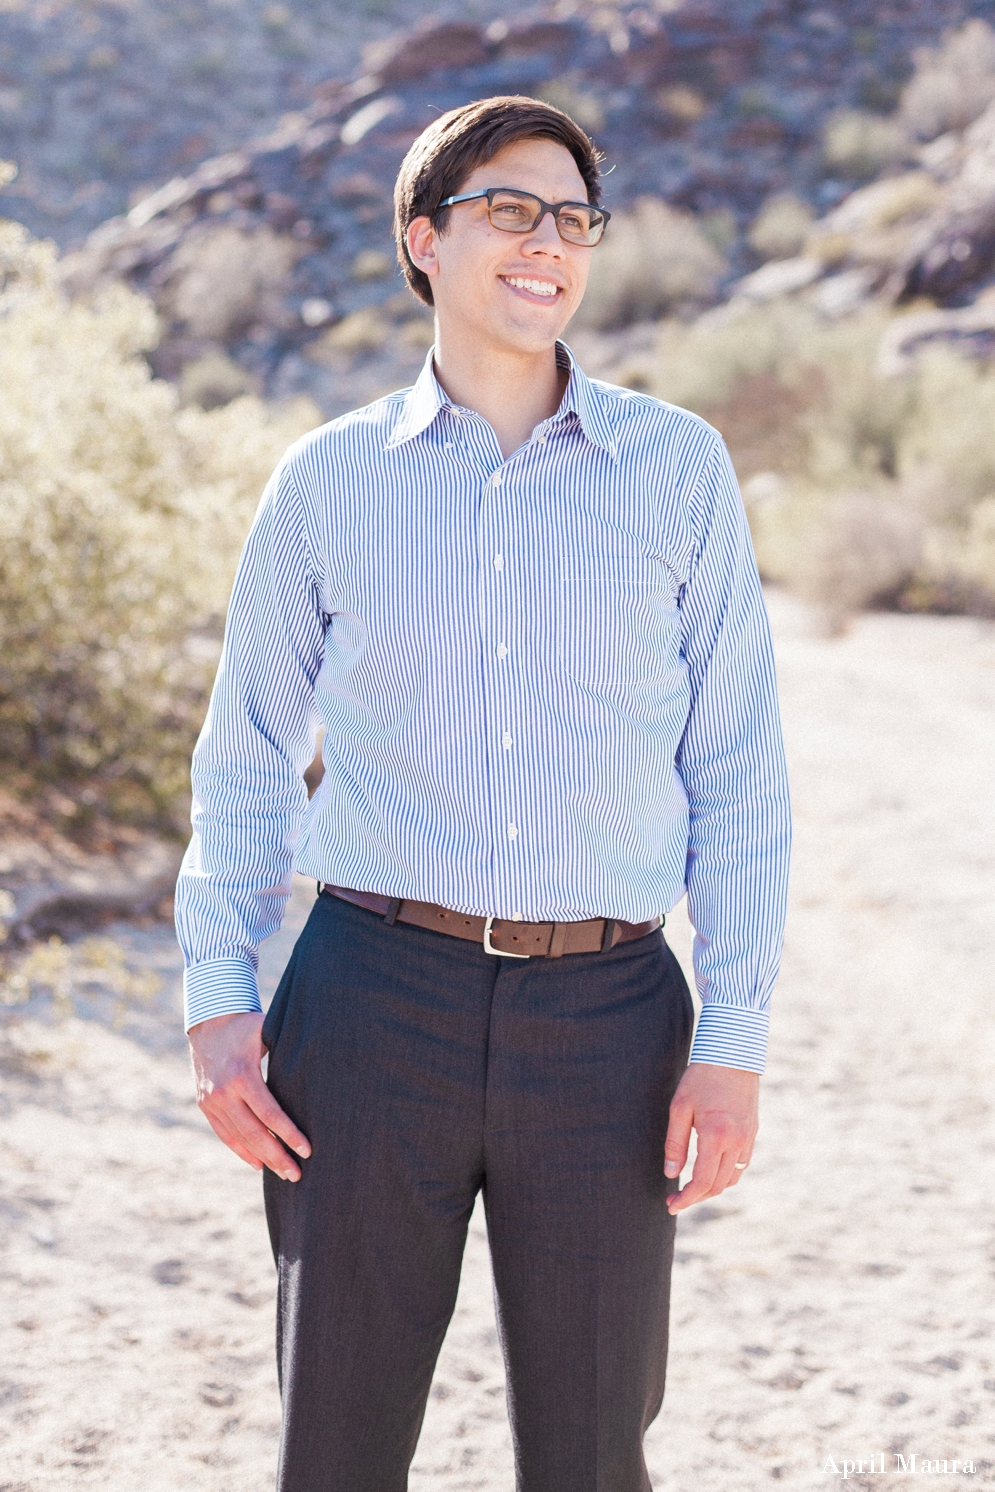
left=0, top=4, right=993, bottom=1489
left=2, top=0, right=995, bottom=849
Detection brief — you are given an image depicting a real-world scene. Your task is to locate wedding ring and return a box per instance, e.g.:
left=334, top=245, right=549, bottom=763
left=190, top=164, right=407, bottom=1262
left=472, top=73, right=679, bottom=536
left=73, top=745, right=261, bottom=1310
left=733, top=1162, right=748, bottom=1170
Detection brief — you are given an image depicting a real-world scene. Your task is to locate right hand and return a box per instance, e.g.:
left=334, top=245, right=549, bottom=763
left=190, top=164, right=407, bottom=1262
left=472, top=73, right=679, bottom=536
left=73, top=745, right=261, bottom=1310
left=188, top=1011, right=311, bottom=1181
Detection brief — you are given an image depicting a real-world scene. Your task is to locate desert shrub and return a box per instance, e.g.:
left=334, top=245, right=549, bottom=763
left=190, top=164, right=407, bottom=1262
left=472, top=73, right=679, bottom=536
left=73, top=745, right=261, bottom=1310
left=178, top=348, right=260, bottom=409
left=900, top=19, right=995, bottom=140
left=573, top=197, right=727, bottom=330
left=351, top=248, right=393, bottom=280
left=821, top=110, right=910, bottom=179
left=307, top=306, right=390, bottom=359
left=167, top=224, right=300, bottom=341
left=536, top=77, right=605, bottom=134
left=645, top=299, right=995, bottom=624
left=0, top=220, right=320, bottom=829
left=791, top=494, right=923, bottom=632
left=655, top=85, right=708, bottom=124
left=747, top=194, right=815, bottom=262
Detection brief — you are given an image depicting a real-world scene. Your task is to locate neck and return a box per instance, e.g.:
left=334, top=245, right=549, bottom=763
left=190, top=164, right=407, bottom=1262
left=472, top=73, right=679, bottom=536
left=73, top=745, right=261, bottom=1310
left=431, top=322, right=568, bottom=459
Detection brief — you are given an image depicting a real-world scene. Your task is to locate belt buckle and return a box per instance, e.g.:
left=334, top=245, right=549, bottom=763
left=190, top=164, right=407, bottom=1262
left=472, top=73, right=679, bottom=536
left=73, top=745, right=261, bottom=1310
left=483, top=914, right=530, bottom=958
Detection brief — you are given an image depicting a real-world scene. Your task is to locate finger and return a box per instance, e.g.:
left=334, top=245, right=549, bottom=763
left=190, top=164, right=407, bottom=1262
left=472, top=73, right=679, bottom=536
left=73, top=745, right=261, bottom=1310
left=199, top=1105, right=264, bottom=1170
left=210, top=1112, right=265, bottom=1171
left=726, top=1147, right=755, bottom=1186
left=245, top=1079, right=311, bottom=1159
left=663, top=1098, right=693, bottom=1182
left=222, top=1095, right=307, bottom=1181
left=667, top=1140, right=724, bottom=1214
left=703, top=1152, right=742, bottom=1198
left=200, top=1085, right=302, bottom=1179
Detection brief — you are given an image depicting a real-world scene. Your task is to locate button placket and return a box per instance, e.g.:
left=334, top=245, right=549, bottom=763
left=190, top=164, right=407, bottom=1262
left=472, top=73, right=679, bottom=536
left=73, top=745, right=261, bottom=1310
left=478, top=459, right=525, bottom=898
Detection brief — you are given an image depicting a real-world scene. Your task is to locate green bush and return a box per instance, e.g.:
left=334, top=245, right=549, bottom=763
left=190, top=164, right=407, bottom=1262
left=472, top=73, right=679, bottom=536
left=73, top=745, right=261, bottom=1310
left=0, top=221, right=320, bottom=830
left=644, top=300, right=995, bottom=626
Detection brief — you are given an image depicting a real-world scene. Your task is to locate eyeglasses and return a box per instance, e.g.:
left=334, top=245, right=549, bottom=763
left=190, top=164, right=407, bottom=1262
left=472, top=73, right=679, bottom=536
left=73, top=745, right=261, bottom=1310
left=437, top=187, right=611, bottom=246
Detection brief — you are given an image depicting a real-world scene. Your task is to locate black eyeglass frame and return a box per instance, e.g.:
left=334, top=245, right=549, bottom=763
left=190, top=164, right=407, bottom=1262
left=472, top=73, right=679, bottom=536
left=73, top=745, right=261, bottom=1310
left=437, top=187, right=611, bottom=246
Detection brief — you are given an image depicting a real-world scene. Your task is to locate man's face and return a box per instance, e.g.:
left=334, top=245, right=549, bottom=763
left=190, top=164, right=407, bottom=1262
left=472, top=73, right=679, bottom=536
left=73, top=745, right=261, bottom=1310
left=408, top=137, right=595, bottom=355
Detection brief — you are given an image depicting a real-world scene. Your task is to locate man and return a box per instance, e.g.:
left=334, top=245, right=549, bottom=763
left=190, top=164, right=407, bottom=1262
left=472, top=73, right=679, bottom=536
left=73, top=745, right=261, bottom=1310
left=176, top=96, right=790, bottom=1491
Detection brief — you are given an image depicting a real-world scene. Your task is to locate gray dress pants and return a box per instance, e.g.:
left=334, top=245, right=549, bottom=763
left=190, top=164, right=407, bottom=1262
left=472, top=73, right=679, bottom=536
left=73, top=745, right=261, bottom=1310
left=262, top=891, right=694, bottom=1492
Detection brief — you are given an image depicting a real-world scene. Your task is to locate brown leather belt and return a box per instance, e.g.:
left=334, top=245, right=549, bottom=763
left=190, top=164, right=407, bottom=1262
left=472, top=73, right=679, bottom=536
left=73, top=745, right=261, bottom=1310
left=320, top=885, right=662, bottom=959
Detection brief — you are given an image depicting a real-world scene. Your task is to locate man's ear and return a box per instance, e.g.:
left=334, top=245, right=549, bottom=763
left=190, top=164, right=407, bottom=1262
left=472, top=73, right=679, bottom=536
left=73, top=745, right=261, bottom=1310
left=406, top=216, right=439, bottom=281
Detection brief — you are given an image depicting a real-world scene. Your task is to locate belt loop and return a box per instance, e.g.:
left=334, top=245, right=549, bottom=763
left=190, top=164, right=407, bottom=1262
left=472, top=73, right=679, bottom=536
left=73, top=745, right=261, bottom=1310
left=548, top=921, right=567, bottom=958
left=600, top=919, right=617, bottom=953
left=384, top=898, right=402, bottom=926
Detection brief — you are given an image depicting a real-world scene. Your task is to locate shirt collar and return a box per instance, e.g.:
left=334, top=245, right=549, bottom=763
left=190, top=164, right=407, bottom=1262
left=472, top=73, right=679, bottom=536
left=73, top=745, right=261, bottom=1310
left=385, top=341, right=618, bottom=461
left=554, top=341, right=619, bottom=461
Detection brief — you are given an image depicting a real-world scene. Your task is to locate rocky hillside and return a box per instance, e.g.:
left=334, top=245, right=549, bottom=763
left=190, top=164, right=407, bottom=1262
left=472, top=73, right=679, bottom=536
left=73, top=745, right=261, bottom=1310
left=8, top=0, right=995, bottom=416
left=0, top=0, right=541, bottom=247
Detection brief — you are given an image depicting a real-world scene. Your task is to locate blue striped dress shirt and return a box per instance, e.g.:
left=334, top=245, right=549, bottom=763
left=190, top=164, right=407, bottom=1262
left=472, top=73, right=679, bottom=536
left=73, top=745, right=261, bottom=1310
left=175, top=343, right=791, bottom=1072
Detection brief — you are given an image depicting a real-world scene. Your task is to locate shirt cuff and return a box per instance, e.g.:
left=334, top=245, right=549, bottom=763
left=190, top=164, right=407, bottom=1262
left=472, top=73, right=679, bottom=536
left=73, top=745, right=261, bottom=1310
left=688, top=1002, right=770, bottom=1074
left=183, top=957, right=262, bottom=1033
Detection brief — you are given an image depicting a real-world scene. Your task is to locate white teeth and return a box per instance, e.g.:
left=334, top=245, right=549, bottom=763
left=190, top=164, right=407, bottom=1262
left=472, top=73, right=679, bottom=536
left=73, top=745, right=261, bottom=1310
left=503, top=276, right=558, bottom=297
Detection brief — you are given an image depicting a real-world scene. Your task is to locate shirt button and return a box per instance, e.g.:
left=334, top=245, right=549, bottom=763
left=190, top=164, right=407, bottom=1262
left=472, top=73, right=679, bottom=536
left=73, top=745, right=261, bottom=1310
left=444, top=441, right=454, bottom=450
left=512, top=912, right=523, bottom=922
left=507, top=823, right=519, bottom=840
left=493, top=554, right=504, bottom=571
left=501, top=732, right=513, bottom=749
left=492, top=471, right=503, bottom=486
left=496, top=643, right=508, bottom=659
left=536, top=436, right=547, bottom=446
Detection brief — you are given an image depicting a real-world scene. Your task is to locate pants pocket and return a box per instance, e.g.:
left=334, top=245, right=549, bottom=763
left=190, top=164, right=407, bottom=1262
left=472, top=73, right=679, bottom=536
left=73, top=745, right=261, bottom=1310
left=262, top=928, right=307, bottom=1055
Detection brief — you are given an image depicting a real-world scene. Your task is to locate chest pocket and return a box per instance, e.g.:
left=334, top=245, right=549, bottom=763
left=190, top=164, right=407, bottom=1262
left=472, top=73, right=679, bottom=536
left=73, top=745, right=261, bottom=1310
left=556, top=577, right=679, bottom=691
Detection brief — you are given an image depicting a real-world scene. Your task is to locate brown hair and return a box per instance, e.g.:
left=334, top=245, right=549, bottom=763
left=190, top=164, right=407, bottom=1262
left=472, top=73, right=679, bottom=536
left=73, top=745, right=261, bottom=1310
left=393, top=95, right=603, bottom=306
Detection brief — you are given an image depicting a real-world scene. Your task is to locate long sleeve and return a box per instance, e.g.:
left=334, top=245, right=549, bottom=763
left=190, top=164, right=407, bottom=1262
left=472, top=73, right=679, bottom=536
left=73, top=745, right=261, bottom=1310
left=676, top=436, right=792, bottom=1073
left=174, top=454, right=326, bottom=1030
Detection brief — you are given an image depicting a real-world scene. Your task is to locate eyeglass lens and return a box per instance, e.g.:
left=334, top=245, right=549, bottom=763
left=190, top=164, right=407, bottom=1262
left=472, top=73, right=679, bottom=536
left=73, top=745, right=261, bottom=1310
left=487, top=190, right=606, bottom=245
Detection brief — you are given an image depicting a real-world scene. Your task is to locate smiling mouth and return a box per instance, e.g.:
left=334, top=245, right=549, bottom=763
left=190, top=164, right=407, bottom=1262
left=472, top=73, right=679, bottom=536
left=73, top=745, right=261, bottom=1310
left=500, top=275, right=561, bottom=299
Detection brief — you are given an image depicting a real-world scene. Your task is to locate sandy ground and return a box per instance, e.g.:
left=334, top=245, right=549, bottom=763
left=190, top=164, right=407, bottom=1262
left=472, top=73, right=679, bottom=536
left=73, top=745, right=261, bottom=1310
left=1, top=589, right=994, bottom=1492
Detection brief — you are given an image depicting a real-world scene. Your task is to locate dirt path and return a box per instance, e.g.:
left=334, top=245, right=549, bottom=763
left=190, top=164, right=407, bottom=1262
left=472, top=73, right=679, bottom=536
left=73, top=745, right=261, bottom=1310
left=1, top=591, right=993, bottom=1491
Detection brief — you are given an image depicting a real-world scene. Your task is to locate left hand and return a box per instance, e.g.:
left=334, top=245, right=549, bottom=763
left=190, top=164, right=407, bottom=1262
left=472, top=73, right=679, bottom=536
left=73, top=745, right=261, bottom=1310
left=664, top=1062, right=759, bottom=1214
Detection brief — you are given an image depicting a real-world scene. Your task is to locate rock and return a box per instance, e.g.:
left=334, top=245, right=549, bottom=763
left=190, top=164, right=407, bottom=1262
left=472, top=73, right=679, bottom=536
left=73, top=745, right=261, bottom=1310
left=805, top=173, right=942, bottom=278
left=877, top=296, right=995, bottom=374
left=811, top=266, right=878, bottom=318
left=891, top=98, right=995, bottom=301
left=364, top=23, right=491, bottom=87
left=730, top=257, right=823, bottom=303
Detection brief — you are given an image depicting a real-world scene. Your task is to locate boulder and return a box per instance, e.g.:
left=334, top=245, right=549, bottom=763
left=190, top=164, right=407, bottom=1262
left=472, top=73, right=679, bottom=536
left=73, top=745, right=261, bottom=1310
left=891, top=98, right=995, bottom=300
left=805, top=172, right=942, bottom=277
left=363, top=24, right=491, bottom=87
left=730, top=256, right=823, bottom=303
left=877, top=297, right=995, bottom=374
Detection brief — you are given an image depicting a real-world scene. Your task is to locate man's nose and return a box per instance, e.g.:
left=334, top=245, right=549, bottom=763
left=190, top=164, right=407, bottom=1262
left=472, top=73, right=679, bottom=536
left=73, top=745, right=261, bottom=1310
left=523, top=210, right=566, bottom=252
